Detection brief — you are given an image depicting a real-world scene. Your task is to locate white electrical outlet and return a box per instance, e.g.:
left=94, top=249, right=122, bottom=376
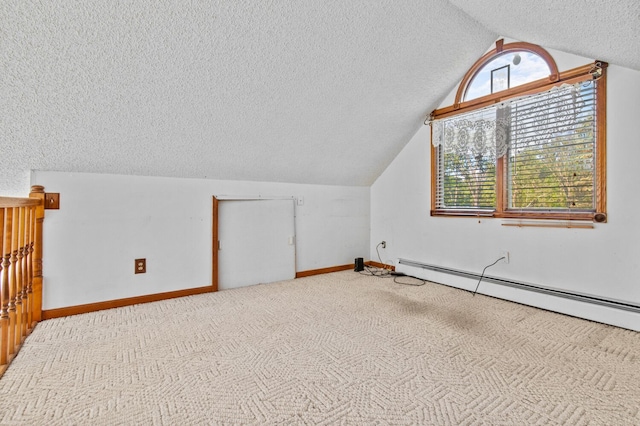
left=502, top=251, right=510, bottom=264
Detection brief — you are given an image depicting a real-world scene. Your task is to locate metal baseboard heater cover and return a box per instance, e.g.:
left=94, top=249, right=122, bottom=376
left=398, top=258, right=640, bottom=314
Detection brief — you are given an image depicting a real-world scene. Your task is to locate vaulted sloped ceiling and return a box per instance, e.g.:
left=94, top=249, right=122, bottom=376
left=2, top=1, right=638, bottom=194
left=449, top=0, right=640, bottom=71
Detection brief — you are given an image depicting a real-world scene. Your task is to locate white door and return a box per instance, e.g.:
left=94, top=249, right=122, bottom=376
left=218, top=199, right=296, bottom=290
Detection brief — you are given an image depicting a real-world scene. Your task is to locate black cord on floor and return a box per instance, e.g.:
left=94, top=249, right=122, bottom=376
left=472, top=257, right=505, bottom=296
left=359, top=265, right=392, bottom=278
left=359, top=242, right=426, bottom=286
left=360, top=266, right=426, bottom=286
left=393, top=275, right=426, bottom=286
left=359, top=242, right=394, bottom=278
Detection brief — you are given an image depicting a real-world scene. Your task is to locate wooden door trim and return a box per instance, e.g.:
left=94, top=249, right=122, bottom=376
left=212, top=196, right=219, bottom=292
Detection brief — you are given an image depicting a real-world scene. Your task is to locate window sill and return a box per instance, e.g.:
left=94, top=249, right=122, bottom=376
left=431, top=210, right=606, bottom=223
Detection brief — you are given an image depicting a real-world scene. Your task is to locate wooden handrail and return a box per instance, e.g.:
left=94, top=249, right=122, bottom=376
left=0, top=198, right=41, bottom=208
left=0, top=185, right=44, bottom=377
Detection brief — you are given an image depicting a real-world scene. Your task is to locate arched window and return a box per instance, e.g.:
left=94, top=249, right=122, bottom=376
left=464, top=51, right=552, bottom=101
left=430, top=40, right=607, bottom=222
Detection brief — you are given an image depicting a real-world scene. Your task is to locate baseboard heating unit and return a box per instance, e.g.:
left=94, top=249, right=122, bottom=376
left=397, top=258, right=640, bottom=315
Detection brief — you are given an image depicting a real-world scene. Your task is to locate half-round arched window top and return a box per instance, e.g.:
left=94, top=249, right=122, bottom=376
left=455, top=40, right=559, bottom=106
left=464, top=51, right=551, bottom=100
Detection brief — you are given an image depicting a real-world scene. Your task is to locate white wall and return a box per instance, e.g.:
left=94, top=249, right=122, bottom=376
left=370, top=61, right=640, bottom=331
left=32, top=171, right=370, bottom=310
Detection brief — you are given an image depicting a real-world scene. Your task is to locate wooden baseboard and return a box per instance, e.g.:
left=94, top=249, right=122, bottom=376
left=42, top=285, right=215, bottom=320
left=366, top=261, right=395, bottom=271
left=43, top=263, right=393, bottom=319
left=295, top=264, right=354, bottom=278
left=296, top=261, right=396, bottom=278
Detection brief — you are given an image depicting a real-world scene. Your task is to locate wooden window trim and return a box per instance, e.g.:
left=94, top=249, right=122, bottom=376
left=434, top=62, right=600, bottom=120
left=595, top=69, right=607, bottom=217
left=453, top=41, right=560, bottom=110
left=430, top=40, right=608, bottom=222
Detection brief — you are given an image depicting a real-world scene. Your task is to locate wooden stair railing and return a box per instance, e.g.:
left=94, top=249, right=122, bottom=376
left=0, top=185, right=44, bottom=378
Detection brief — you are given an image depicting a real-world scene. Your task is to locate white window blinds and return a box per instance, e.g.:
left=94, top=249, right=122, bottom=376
left=508, top=81, right=597, bottom=211
left=433, top=80, right=597, bottom=212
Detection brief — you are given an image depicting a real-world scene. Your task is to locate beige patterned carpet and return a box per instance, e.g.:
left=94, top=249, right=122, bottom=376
left=1, top=271, right=639, bottom=425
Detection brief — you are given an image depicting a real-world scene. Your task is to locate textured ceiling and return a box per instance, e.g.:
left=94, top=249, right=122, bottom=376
left=449, top=0, right=640, bottom=71
left=1, top=1, right=638, bottom=194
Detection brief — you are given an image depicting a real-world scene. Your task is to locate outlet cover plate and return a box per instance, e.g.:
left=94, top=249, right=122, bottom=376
left=135, top=258, right=146, bottom=274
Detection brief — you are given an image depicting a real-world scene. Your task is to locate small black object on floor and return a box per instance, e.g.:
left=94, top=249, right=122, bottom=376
left=354, top=257, right=364, bottom=272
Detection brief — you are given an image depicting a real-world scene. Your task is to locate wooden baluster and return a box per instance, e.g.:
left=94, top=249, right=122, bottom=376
left=0, top=208, right=8, bottom=367
left=6, top=208, right=16, bottom=358
left=20, top=207, right=31, bottom=337
left=0, top=193, right=43, bottom=376
left=14, top=207, right=24, bottom=347
left=18, top=207, right=25, bottom=341
left=26, top=207, right=35, bottom=330
left=30, top=207, right=36, bottom=327
left=9, top=207, right=20, bottom=353
left=29, top=186, right=44, bottom=323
